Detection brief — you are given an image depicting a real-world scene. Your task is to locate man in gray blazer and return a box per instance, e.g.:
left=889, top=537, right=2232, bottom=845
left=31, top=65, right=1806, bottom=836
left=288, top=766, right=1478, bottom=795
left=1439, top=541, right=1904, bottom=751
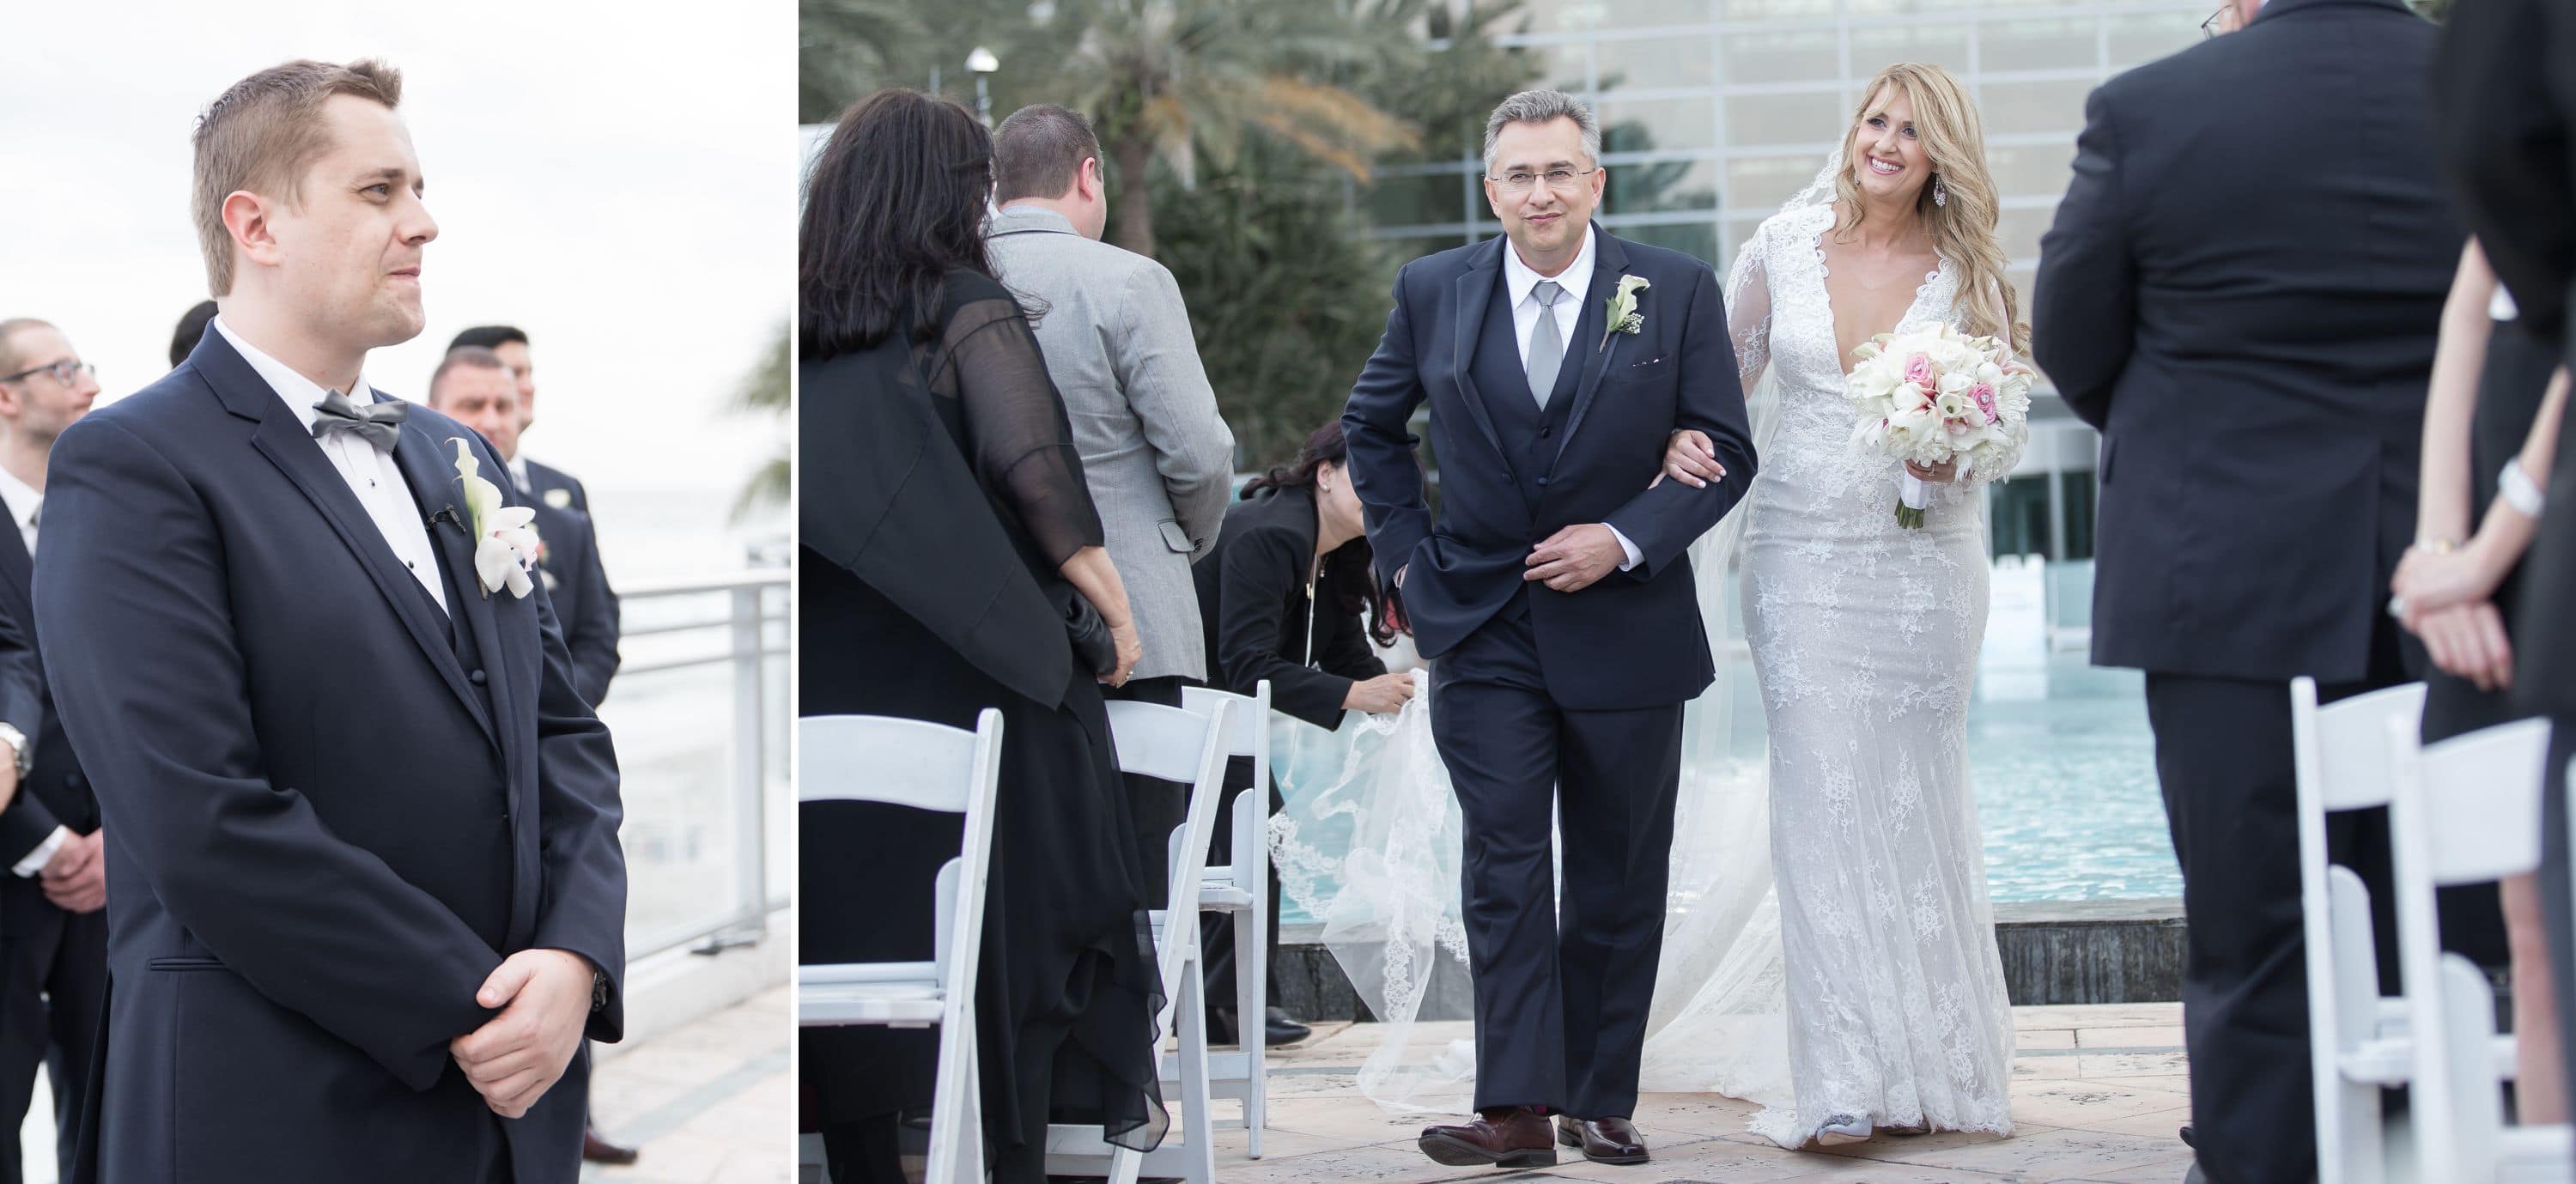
left=986, top=100, right=1239, bottom=890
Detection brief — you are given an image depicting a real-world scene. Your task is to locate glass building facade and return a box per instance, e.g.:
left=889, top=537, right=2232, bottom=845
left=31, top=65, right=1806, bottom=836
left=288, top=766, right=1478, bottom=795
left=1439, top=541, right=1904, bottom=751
left=1366, top=0, right=2211, bottom=581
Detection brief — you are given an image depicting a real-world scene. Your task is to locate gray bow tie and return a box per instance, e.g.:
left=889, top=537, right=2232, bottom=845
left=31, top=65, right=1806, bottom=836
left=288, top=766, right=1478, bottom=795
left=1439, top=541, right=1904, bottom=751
left=311, top=389, right=408, bottom=452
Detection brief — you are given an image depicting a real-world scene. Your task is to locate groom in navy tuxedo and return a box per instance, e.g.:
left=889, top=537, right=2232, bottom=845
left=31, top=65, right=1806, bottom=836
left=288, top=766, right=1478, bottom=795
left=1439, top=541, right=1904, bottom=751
left=33, top=58, right=624, bottom=1184
left=1342, top=88, right=1756, bottom=1169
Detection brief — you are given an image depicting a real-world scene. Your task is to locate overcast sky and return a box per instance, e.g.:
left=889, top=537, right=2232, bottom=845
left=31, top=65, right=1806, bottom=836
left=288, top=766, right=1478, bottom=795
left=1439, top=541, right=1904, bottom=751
left=0, top=2, right=793, bottom=501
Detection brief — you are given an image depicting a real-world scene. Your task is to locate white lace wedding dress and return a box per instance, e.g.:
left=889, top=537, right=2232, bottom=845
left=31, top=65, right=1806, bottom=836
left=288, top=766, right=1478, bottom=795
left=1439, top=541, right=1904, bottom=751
left=1725, top=200, right=2016, bottom=1146
left=1267, top=161, right=2014, bottom=1148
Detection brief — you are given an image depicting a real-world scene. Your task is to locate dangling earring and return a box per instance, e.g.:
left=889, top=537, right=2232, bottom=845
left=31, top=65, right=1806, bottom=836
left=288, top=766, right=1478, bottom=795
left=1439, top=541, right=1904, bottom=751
left=1931, top=174, right=1947, bottom=208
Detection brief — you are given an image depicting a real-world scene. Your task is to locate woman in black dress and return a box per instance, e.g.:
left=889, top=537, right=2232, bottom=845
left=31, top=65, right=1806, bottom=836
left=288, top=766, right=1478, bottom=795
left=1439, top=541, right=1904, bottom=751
left=1189, top=422, right=1418, bottom=1035
left=2396, top=237, right=2573, bottom=1119
left=798, top=89, right=1164, bottom=1182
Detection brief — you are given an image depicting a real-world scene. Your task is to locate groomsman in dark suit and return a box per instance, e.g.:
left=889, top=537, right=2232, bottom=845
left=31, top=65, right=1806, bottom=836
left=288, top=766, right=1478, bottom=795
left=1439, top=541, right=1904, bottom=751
left=428, top=347, right=623, bottom=708
left=449, top=325, right=622, bottom=709
left=0, top=319, right=101, bottom=1184
left=35, top=58, right=625, bottom=1183
left=2034, top=2, right=2458, bottom=1181
left=2433, top=0, right=2576, bottom=1120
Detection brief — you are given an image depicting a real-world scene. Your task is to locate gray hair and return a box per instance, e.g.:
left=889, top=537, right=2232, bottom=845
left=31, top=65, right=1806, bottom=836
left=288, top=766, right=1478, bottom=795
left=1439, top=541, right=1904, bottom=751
left=1481, top=89, right=1601, bottom=177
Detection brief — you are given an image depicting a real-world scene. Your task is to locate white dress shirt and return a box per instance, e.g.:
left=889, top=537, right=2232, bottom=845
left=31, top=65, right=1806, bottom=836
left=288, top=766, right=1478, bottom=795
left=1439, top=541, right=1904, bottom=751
left=212, top=318, right=447, bottom=614
left=0, top=469, right=64, bottom=876
left=1497, top=227, right=1641, bottom=571
left=508, top=455, right=532, bottom=497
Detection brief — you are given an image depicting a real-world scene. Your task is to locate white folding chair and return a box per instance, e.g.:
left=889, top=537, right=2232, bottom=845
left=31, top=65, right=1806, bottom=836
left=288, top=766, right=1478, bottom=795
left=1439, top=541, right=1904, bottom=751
left=796, top=710, right=1002, bottom=1184
left=2386, top=714, right=2570, bottom=1183
left=1176, top=681, right=1275, bottom=1158
left=1047, top=697, right=1239, bottom=1184
left=2293, top=678, right=2425, bottom=1184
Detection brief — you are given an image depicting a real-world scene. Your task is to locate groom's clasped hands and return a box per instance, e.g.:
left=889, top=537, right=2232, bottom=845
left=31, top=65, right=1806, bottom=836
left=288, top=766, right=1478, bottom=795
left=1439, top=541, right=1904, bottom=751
left=450, top=948, right=599, bottom=1118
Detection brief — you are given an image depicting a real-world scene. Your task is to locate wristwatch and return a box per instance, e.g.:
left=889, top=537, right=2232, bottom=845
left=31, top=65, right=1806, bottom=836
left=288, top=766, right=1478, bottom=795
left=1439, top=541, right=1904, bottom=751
left=592, top=968, right=611, bottom=1013
left=0, top=722, right=30, bottom=778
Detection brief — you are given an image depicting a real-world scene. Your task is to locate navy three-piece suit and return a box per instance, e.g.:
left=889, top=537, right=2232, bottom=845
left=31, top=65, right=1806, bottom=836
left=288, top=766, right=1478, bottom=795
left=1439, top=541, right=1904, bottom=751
left=33, top=330, right=627, bottom=1183
left=1342, top=224, right=1757, bottom=1117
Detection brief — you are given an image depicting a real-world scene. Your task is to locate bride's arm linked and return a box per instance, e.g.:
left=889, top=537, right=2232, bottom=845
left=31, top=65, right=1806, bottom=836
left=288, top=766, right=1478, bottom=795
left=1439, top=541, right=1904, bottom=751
left=1662, top=222, right=1773, bottom=488
left=1595, top=256, right=1760, bottom=579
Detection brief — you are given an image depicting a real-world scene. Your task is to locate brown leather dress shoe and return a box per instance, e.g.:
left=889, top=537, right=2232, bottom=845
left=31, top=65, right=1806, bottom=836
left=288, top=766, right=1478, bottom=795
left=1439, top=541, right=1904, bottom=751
left=1418, top=1106, right=1557, bottom=1168
left=1554, top=1114, right=1650, bottom=1165
left=582, top=1124, right=641, bottom=1165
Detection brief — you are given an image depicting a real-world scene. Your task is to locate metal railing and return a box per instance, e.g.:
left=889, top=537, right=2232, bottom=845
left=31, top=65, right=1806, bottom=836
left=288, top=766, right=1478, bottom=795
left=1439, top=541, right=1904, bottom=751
left=600, top=568, right=791, bottom=960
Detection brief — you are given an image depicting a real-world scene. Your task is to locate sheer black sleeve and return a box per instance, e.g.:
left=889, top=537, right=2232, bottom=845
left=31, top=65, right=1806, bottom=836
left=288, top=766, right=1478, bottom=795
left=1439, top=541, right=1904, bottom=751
left=939, top=293, right=1106, bottom=568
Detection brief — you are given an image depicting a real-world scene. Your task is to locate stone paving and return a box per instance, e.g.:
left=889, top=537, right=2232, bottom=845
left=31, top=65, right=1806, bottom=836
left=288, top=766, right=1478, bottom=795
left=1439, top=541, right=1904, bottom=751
left=1195, top=1004, right=2196, bottom=1184
left=586, top=984, right=794, bottom=1184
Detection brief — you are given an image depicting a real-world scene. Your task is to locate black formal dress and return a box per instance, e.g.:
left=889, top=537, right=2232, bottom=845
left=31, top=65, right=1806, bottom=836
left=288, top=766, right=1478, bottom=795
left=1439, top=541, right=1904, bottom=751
left=1188, top=483, right=1390, bottom=1022
left=2421, top=317, right=2560, bottom=743
left=2433, top=0, right=2576, bottom=1126
left=799, top=270, right=1166, bottom=1184
left=2032, top=3, right=2469, bottom=1180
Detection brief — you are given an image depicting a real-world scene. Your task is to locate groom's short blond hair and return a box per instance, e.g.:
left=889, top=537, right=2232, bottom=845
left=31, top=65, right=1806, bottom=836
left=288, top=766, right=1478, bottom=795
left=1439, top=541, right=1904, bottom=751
left=191, top=58, right=404, bottom=298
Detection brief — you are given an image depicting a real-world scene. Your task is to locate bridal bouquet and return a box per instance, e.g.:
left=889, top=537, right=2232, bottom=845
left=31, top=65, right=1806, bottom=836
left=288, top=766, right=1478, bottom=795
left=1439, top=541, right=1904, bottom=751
left=1844, top=325, right=2033, bottom=528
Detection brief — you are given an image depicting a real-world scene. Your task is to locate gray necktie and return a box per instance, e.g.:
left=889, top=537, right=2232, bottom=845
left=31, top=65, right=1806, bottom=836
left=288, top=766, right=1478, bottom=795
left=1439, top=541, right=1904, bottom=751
left=1527, top=280, right=1566, bottom=410
left=311, top=388, right=408, bottom=452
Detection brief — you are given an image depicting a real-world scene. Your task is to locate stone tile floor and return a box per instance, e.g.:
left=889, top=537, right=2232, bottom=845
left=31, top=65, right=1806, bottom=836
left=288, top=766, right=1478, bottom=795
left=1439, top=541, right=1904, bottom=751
left=1200, top=1004, right=2194, bottom=1184
left=586, top=985, right=793, bottom=1183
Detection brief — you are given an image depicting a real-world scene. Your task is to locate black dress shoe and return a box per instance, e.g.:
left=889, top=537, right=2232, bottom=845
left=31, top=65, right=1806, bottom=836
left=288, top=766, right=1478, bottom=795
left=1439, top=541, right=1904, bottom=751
left=582, top=1123, right=640, bottom=1164
left=1553, top=1114, right=1649, bottom=1165
left=1263, top=1006, right=1311, bottom=1047
left=1419, top=1107, right=1556, bottom=1168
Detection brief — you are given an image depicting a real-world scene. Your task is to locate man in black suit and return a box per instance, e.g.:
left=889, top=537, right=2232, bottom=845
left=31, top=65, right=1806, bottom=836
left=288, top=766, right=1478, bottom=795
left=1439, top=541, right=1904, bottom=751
left=0, top=319, right=101, bottom=1184
left=448, top=325, right=621, bottom=710
left=429, top=346, right=622, bottom=709
left=1342, top=88, right=1756, bottom=1169
left=2034, top=3, right=2458, bottom=1180
left=2432, top=0, right=2576, bottom=1120
left=34, top=59, right=624, bottom=1183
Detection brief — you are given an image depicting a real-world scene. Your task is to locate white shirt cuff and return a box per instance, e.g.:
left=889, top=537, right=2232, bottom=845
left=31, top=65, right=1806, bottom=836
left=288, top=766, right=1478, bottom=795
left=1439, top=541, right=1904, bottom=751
left=12, top=826, right=68, bottom=878
left=1607, top=525, right=1643, bottom=572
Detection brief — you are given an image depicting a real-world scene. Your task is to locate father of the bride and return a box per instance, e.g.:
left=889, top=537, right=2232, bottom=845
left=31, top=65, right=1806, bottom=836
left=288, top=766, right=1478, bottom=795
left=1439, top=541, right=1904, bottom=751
left=33, top=59, right=625, bottom=1183
left=1341, top=88, right=1756, bottom=1169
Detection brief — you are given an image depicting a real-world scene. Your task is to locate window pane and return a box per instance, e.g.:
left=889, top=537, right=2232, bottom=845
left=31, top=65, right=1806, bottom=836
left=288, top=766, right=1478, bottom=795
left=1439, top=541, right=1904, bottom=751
left=2107, top=9, right=2204, bottom=69
left=1620, top=221, right=1721, bottom=267
left=1596, top=33, right=1715, bottom=89
left=2063, top=468, right=2097, bottom=561
left=1978, top=15, right=2100, bottom=69
left=1850, top=23, right=1972, bottom=81
left=1986, top=140, right=2078, bottom=201
left=1728, top=152, right=1833, bottom=213
left=1998, top=205, right=2051, bottom=264
left=1364, top=171, right=1469, bottom=228
left=1607, top=158, right=1722, bottom=214
left=1845, top=0, right=1973, bottom=15
left=1599, top=95, right=1717, bottom=152
left=1718, top=27, right=1839, bottom=86
left=1717, top=0, right=1837, bottom=19
left=1978, top=77, right=2098, bottom=137
left=1528, top=0, right=1714, bottom=31
left=1724, top=89, right=1846, bottom=148
left=1990, top=477, right=2054, bottom=561
left=1721, top=215, right=1771, bottom=264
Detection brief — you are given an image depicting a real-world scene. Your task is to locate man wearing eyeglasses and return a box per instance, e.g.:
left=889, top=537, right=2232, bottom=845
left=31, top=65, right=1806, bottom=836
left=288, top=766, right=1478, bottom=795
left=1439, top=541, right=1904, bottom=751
left=0, top=318, right=104, bottom=1184
left=1341, top=88, right=1757, bottom=1169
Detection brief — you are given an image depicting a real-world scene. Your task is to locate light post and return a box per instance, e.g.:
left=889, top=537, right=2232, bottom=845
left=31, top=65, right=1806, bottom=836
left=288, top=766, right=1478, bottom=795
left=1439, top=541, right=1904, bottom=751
left=967, top=46, right=999, bottom=126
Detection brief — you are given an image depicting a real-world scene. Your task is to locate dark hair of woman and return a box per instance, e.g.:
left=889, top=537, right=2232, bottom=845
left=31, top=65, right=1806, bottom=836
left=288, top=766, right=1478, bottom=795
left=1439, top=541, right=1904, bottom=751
left=799, top=88, right=1001, bottom=358
left=1242, top=421, right=1399, bottom=647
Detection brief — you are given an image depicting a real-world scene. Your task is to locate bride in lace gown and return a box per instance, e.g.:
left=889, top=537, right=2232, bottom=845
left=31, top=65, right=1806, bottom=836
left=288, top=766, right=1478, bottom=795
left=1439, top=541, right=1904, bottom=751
left=1269, top=63, right=2019, bottom=1150
left=1670, top=62, right=2021, bottom=1147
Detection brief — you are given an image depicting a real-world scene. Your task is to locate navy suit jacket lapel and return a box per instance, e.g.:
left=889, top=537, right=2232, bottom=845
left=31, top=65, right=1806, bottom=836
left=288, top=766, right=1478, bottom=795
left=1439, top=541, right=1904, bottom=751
left=199, top=335, right=500, bottom=752
left=391, top=420, right=514, bottom=755
left=1554, top=224, right=1631, bottom=464
left=1447, top=236, right=1511, bottom=468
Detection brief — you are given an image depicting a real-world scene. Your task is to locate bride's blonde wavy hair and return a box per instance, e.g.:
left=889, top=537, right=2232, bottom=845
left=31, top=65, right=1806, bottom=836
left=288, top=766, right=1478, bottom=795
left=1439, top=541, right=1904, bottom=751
left=1832, top=64, right=2027, bottom=356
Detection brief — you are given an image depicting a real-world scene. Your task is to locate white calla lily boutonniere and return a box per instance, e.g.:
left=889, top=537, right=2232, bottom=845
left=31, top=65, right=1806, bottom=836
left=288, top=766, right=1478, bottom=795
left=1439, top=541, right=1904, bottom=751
left=451, top=438, right=544, bottom=598
left=544, top=487, right=574, bottom=510
left=1601, top=274, right=1649, bottom=352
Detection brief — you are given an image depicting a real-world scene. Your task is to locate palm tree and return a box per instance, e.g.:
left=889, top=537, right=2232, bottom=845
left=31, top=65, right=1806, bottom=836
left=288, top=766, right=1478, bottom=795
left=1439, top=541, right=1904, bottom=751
left=800, top=0, right=927, bottom=123
left=1050, top=0, right=1423, bottom=257
left=732, top=322, right=790, bottom=522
